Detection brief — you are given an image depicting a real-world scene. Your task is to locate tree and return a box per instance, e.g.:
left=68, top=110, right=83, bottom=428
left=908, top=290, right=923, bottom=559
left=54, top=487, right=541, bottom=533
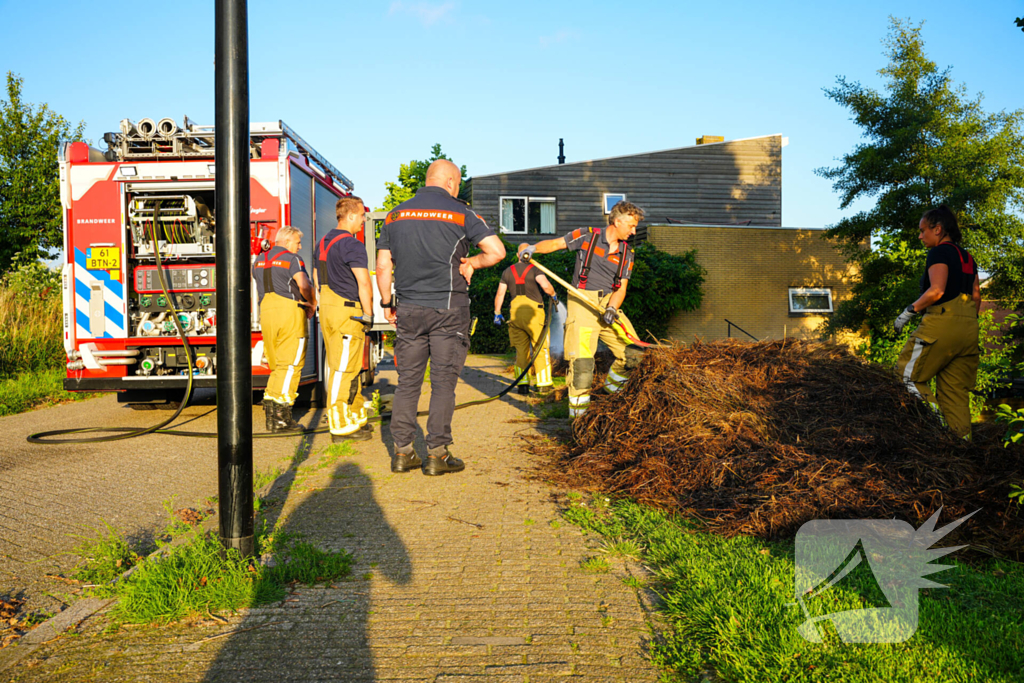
left=1016, top=17, right=1024, bottom=33
left=817, top=18, right=1024, bottom=338
left=381, top=143, right=467, bottom=210
left=0, top=72, right=84, bottom=273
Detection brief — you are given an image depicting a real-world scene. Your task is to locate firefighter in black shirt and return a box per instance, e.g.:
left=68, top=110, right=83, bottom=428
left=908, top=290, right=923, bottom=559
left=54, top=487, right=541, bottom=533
left=894, top=205, right=981, bottom=438
left=494, top=261, right=558, bottom=395
left=314, top=195, right=374, bottom=442
left=376, top=160, right=506, bottom=475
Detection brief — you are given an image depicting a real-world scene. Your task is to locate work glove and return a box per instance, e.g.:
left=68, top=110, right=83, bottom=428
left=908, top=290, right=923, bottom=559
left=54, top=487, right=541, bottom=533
left=518, top=244, right=537, bottom=261
left=493, top=313, right=504, bottom=326
left=602, top=306, right=619, bottom=326
left=893, top=304, right=918, bottom=333
left=351, top=314, right=373, bottom=332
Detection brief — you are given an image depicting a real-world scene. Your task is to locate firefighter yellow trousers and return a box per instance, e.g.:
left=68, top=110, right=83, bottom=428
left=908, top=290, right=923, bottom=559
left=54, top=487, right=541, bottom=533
left=320, top=287, right=367, bottom=436
left=896, top=294, right=980, bottom=439
left=261, top=292, right=308, bottom=406
left=508, top=295, right=552, bottom=388
left=564, top=290, right=639, bottom=418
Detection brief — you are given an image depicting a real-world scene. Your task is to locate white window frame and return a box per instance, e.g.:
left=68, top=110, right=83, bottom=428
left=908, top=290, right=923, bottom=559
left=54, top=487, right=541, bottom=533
left=499, top=196, right=557, bottom=234
left=788, top=287, right=833, bottom=313
left=602, top=192, right=626, bottom=214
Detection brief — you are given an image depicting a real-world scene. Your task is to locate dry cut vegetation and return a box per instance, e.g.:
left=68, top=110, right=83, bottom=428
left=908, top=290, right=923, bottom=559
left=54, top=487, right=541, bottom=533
left=536, top=340, right=1024, bottom=559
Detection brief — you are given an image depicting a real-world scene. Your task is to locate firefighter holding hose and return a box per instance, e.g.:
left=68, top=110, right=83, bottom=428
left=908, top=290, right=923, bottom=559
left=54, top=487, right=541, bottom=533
left=894, top=205, right=981, bottom=439
left=518, top=201, right=645, bottom=418
left=493, top=261, right=559, bottom=395
left=253, top=225, right=316, bottom=432
left=314, top=196, right=375, bottom=442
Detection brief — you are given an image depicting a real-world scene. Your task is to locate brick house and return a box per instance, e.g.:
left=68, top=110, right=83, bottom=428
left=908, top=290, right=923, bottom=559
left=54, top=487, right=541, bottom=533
left=465, top=135, right=857, bottom=343
left=647, top=223, right=859, bottom=343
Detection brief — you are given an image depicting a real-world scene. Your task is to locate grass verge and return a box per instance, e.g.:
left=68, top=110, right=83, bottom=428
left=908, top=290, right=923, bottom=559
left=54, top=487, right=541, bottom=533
left=72, top=461, right=355, bottom=625
left=563, top=494, right=1024, bottom=683
left=0, top=367, right=97, bottom=416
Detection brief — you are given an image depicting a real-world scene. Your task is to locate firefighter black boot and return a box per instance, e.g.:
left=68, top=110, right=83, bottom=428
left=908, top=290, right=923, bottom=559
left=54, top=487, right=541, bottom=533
left=390, top=443, right=422, bottom=473
left=422, top=445, right=465, bottom=476
left=272, top=403, right=304, bottom=433
left=262, top=399, right=275, bottom=432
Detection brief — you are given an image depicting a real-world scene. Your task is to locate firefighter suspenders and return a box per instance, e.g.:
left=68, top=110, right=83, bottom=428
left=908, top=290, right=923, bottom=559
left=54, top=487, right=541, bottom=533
left=316, top=232, right=353, bottom=292
left=261, top=246, right=289, bottom=295
left=578, top=228, right=630, bottom=291
left=511, top=262, right=535, bottom=298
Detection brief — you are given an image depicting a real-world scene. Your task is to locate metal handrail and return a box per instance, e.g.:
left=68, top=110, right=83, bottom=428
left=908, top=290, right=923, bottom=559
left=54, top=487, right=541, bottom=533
left=725, top=319, right=759, bottom=341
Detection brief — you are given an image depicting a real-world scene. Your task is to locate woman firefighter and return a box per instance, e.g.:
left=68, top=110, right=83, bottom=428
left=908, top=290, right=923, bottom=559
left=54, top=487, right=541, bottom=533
left=894, top=205, right=981, bottom=439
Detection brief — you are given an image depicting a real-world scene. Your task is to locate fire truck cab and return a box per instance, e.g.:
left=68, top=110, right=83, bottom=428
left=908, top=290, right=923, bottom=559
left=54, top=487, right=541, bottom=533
left=59, top=117, right=384, bottom=406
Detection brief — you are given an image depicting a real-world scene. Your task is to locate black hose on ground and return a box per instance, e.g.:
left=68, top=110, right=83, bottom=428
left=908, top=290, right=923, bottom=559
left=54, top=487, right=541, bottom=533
left=27, top=297, right=554, bottom=443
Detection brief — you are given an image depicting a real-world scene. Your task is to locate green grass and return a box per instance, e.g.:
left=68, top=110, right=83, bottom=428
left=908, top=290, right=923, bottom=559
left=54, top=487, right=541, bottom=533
left=580, top=556, right=611, bottom=573
left=563, top=495, right=1024, bottom=683
left=0, top=367, right=97, bottom=416
left=74, top=479, right=355, bottom=624
left=70, top=522, right=141, bottom=593
left=111, top=529, right=353, bottom=623
left=0, top=270, right=99, bottom=415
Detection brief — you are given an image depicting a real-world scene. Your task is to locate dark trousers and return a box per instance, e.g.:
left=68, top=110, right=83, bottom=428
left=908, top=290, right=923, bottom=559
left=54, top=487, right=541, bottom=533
left=391, top=303, right=471, bottom=450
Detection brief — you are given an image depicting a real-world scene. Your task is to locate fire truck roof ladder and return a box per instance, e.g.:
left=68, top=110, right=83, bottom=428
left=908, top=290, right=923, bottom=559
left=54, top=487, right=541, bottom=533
left=104, top=117, right=353, bottom=191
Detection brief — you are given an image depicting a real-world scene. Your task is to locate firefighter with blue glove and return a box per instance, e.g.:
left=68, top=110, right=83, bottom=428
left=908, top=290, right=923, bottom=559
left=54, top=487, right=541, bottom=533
left=518, top=201, right=644, bottom=418
left=494, top=261, right=558, bottom=395
left=314, top=195, right=375, bottom=442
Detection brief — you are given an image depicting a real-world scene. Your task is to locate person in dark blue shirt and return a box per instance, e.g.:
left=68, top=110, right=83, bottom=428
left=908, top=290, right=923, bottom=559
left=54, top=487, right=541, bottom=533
left=314, top=195, right=374, bottom=442
left=376, top=160, right=505, bottom=475
left=252, top=225, right=315, bottom=432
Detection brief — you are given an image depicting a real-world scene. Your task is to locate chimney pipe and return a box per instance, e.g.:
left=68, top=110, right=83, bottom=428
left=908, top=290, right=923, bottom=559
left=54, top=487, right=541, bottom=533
left=558, top=138, right=565, bottom=165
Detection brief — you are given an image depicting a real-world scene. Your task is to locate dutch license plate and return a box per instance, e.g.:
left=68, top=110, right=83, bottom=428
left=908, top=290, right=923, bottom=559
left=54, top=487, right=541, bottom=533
left=86, top=247, right=120, bottom=270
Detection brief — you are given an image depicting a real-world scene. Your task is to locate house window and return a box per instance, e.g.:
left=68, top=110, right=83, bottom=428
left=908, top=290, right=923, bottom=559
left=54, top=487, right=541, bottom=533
left=500, top=196, right=556, bottom=235
left=789, top=287, right=833, bottom=313
left=603, top=193, right=626, bottom=214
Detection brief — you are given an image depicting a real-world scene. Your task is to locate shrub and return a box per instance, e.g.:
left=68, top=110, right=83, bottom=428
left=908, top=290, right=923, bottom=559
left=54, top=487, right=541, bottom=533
left=0, top=261, right=64, bottom=378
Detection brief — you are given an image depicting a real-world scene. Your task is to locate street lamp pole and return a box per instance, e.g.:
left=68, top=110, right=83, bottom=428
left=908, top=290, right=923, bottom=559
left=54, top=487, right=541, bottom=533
left=214, top=0, right=254, bottom=558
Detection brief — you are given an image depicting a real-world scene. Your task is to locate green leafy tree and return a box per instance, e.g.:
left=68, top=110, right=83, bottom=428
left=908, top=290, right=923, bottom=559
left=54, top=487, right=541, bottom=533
left=0, top=72, right=85, bottom=273
left=1016, top=17, right=1024, bottom=33
left=817, top=18, right=1024, bottom=338
left=468, top=240, right=705, bottom=353
left=381, top=143, right=467, bottom=210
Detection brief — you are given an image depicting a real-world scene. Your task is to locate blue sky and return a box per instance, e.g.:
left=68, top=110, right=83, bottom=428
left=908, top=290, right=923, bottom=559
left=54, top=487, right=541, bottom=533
left=1, top=0, right=1021, bottom=227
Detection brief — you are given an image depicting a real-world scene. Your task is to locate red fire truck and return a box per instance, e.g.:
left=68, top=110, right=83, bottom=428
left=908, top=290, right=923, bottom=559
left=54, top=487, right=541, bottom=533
left=59, top=117, right=385, bottom=405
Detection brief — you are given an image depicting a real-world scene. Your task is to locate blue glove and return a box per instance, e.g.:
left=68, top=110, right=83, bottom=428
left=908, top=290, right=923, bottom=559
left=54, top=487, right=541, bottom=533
left=602, top=306, right=619, bottom=325
left=893, top=305, right=917, bottom=333
left=493, top=313, right=504, bottom=326
left=518, top=244, right=537, bottom=261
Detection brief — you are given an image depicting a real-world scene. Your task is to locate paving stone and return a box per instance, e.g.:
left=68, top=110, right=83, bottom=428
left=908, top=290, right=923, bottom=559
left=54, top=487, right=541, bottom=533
left=0, top=355, right=662, bottom=682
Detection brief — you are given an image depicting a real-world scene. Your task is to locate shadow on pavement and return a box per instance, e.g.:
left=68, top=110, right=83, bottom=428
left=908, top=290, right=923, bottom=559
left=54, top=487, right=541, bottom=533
left=200, top=458, right=410, bottom=683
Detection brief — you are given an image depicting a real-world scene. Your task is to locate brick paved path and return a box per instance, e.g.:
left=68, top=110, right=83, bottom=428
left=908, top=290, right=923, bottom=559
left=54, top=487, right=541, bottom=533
left=1, top=355, right=661, bottom=682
